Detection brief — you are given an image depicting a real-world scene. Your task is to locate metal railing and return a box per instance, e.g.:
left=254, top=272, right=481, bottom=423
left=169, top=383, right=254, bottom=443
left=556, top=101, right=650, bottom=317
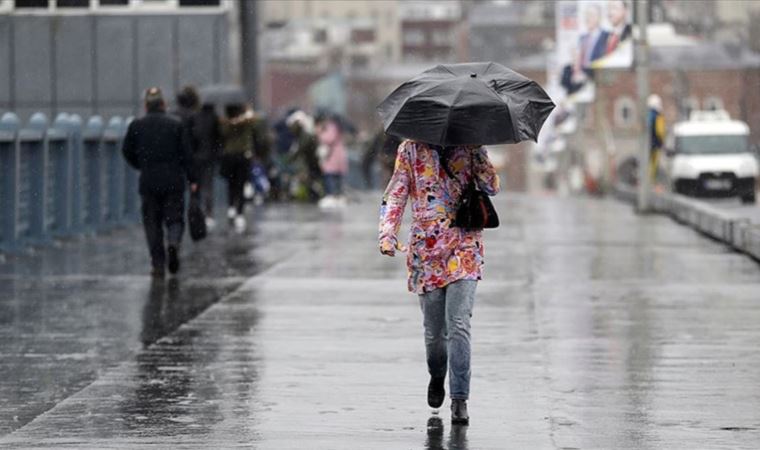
left=0, top=112, right=135, bottom=252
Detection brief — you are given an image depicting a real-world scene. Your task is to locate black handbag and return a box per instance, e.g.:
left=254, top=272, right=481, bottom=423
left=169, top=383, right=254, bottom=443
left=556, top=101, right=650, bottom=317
left=441, top=150, right=499, bottom=230
left=188, top=191, right=208, bottom=242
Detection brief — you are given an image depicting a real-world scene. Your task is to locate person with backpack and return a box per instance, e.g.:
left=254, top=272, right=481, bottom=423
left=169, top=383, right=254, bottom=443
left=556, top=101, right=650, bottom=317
left=220, top=103, right=264, bottom=233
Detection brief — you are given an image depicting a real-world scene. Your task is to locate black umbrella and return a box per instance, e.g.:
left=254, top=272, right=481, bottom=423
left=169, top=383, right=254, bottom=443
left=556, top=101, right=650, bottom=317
left=198, top=84, right=247, bottom=107
left=377, top=62, right=555, bottom=146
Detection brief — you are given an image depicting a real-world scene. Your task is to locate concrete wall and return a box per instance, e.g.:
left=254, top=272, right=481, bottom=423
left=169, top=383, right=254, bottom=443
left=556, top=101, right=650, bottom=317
left=0, top=11, right=230, bottom=121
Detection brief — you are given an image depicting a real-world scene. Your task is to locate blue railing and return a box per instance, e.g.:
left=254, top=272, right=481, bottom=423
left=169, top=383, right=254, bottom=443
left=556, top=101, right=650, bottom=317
left=0, top=112, right=135, bottom=252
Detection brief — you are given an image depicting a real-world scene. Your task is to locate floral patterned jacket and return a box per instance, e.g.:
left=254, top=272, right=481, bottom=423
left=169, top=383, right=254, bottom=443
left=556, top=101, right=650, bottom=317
left=379, top=140, right=500, bottom=294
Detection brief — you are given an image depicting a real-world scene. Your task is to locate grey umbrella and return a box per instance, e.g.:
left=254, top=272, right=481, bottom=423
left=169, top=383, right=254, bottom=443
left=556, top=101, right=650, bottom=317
left=198, top=84, right=248, bottom=107
left=377, top=62, right=555, bottom=146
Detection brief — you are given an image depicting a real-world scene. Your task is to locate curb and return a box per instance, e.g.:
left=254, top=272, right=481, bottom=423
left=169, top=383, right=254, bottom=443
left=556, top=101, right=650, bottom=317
left=613, top=184, right=760, bottom=261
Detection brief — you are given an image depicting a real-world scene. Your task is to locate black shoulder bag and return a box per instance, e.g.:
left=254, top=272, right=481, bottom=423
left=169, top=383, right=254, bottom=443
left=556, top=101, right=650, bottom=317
left=440, top=150, right=499, bottom=231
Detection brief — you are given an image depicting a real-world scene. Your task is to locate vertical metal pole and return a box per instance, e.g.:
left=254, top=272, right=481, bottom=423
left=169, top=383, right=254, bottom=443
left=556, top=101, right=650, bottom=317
left=239, top=0, right=260, bottom=108
left=636, top=0, right=651, bottom=212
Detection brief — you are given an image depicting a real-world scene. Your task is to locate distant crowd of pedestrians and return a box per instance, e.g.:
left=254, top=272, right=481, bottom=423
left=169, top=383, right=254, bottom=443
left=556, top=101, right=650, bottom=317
left=122, top=84, right=390, bottom=277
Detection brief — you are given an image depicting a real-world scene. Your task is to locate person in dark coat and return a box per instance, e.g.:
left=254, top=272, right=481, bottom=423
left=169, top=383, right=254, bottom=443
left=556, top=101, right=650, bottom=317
left=189, top=103, right=222, bottom=224
left=172, top=85, right=200, bottom=126
left=122, top=87, right=197, bottom=277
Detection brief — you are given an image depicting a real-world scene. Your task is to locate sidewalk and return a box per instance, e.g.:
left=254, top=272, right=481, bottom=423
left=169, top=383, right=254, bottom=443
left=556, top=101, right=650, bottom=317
left=2, top=194, right=760, bottom=449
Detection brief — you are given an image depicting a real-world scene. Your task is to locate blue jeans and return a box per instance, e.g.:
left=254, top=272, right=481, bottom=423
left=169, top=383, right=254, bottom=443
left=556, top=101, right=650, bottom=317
left=323, top=173, right=343, bottom=196
left=418, top=279, right=477, bottom=400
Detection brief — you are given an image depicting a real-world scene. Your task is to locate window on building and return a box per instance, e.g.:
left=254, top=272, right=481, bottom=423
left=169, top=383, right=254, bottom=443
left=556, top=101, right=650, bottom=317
left=138, top=0, right=171, bottom=6
left=614, top=96, right=636, bottom=128
left=703, top=96, right=724, bottom=111
left=351, top=55, right=369, bottom=69
left=179, top=0, right=219, bottom=6
left=99, top=0, right=129, bottom=5
left=15, top=0, right=49, bottom=7
left=430, top=29, right=451, bottom=46
left=403, top=29, right=425, bottom=46
left=56, top=0, right=89, bottom=7
left=351, top=28, right=375, bottom=44
left=313, top=28, right=328, bottom=44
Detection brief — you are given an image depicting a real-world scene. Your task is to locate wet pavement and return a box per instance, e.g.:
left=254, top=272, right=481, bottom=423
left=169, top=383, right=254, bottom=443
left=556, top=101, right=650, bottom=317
left=2, top=194, right=760, bottom=449
left=706, top=197, right=760, bottom=223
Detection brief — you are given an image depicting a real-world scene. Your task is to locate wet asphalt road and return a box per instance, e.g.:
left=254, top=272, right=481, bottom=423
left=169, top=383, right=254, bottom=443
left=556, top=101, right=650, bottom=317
left=2, top=194, right=760, bottom=449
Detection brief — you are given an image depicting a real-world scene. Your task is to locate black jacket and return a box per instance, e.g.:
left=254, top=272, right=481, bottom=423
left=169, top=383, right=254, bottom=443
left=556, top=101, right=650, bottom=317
left=122, top=111, right=195, bottom=195
left=189, top=109, right=222, bottom=164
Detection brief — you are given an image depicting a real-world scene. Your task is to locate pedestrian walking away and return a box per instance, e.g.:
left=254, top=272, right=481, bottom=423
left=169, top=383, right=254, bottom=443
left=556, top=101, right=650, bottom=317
left=379, top=140, right=499, bottom=425
left=122, top=87, right=197, bottom=278
left=172, top=85, right=200, bottom=127
left=316, top=115, right=349, bottom=208
left=377, top=62, right=554, bottom=425
left=189, top=103, right=223, bottom=227
left=286, top=110, right=323, bottom=202
left=220, top=103, right=259, bottom=233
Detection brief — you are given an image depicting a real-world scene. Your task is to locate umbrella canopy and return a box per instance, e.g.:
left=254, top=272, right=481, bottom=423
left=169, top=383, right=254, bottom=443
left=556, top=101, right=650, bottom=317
left=198, top=84, right=248, bottom=107
left=377, top=62, right=555, bottom=146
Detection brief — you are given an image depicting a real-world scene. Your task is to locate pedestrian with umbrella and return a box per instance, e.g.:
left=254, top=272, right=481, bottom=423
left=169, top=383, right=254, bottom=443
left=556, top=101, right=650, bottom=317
left=377, top=62, right=554, bottom=425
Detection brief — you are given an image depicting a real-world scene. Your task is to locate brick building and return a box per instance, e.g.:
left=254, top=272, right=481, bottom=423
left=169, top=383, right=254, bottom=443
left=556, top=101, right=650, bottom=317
left=399, top=0, right=466, bottom=63
left=574, top=42, right=760, bottom=186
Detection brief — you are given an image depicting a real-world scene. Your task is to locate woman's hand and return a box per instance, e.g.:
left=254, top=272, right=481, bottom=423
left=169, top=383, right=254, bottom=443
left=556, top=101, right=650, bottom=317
left=379, top=239, right=407, bottom=257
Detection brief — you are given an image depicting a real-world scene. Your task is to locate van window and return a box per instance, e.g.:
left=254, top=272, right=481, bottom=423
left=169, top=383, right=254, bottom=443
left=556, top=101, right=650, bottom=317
left=676, top=135, right=748, bottom=154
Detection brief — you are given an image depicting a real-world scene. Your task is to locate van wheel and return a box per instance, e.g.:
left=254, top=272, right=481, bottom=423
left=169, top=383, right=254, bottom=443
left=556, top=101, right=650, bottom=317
left=741, top=192, right=756, bottom=204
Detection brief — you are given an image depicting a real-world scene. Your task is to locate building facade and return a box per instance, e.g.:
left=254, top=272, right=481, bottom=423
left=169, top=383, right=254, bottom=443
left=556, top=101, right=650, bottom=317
left=261, top=0, right=401, bottom=63
left=0, top=0, right=237, bottom=120
left=399, top=0, right=465, bottom=63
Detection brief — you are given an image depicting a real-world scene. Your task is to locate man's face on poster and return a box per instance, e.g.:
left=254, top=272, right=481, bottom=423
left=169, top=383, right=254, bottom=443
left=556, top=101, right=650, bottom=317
left=608, top=1, right=627, bottom=27
left=585, top=6, right=601, bottom=31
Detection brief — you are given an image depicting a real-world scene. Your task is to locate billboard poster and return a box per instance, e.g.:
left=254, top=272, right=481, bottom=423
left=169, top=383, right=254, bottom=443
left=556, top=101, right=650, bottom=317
left=554, top=0, right=633, bottom=103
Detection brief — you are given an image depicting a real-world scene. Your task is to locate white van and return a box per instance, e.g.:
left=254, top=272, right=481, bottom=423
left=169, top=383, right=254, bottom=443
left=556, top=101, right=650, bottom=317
left=667, top=110, right=758, bottom=204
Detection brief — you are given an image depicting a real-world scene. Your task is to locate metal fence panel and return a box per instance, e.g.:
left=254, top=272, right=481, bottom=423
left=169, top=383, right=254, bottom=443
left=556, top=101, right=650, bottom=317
left=82, top=116, right=104, bottom=231
left=47, top=113, right=72, bottom=236
left=122, top=117, right=140, bottom=222
left=103, top=117, right=124, bottom=225
left=0, top=113, right=20, bottom=250
left=68, top=115, right=84, bottom=233
left=17, top=113, right=48, bottom=244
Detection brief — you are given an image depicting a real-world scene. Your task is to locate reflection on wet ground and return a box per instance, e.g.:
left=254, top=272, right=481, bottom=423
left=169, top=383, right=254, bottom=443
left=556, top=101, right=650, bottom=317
left=425, top=416, right=468, bottom=450
left=2, top=194, right=760, bottom=448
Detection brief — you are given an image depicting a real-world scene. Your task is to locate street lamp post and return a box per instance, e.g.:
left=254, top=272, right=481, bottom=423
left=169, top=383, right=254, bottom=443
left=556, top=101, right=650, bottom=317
left=636, top=0, right=651, bottom=212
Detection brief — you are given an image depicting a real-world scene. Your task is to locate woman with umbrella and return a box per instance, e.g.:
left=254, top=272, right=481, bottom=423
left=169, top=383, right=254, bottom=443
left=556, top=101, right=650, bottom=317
left=377, top=63, right=554, bottom=425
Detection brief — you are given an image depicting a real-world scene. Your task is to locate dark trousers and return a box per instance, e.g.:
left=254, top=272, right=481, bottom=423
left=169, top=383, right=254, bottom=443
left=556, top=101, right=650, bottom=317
left=141, top=189, right=185, bottom=269
left=323, top=173, right=343, bottom=196
left=198, top=163, right=215, bottom=216
left=220, top=154, right=250, bottom=215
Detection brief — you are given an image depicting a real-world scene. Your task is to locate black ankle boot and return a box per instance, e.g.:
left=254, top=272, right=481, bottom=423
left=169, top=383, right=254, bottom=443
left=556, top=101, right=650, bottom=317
left=167, top=246, right=180, bottom=274
left=427, top=376, right=445, bottom=408
left=451, top=399, right=469, bottom=425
